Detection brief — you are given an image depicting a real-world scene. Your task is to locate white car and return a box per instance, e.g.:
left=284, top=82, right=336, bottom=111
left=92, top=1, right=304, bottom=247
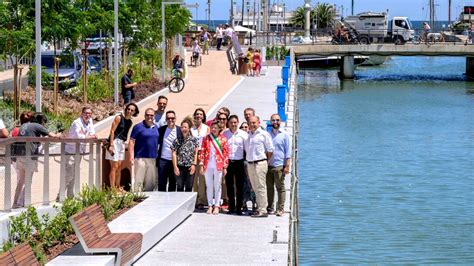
left=292, top=36, right=313, bottom=44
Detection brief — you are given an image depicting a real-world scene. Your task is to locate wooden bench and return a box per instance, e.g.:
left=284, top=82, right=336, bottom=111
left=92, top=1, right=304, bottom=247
left=69, top=204, right=143, bottom=266
left=0, top=242, right=40, bottom=266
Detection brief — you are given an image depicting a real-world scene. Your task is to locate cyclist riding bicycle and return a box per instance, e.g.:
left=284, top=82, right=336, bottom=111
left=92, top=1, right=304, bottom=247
left=172, top=54, right=184, bottom=76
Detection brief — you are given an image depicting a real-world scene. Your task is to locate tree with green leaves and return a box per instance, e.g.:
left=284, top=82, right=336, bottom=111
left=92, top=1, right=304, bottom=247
left=0, top=0, right=35, bottom=120
left=289, top=3, right=335, bottom=30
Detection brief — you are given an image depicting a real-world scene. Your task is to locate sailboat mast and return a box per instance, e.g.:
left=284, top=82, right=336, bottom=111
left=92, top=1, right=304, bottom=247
left=448, top=0, right=451, bottom=26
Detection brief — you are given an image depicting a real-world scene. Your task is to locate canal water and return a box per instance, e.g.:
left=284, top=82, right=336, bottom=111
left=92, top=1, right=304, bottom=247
left=298, top=56, right=474, bottom=264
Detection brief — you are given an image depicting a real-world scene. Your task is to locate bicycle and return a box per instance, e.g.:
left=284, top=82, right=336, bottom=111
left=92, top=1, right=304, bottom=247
left=168, top=68, right=185, bottom=93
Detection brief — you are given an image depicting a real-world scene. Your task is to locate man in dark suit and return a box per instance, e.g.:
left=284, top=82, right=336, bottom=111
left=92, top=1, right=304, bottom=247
left=157, top=110, right=182, bottom=191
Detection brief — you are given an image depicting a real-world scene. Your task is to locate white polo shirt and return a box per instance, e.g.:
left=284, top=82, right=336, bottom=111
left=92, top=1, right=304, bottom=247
left=65, top=117, right=95, bottom=154
left=244, top=127, right=274, bottom=162
left=224, top=128, right=248, bottom=160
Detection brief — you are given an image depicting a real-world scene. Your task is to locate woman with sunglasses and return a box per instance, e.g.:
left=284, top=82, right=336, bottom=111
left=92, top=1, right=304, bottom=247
left=106, top=102, right=139, bottom=191
left=199, top=120, right=229, bottom=215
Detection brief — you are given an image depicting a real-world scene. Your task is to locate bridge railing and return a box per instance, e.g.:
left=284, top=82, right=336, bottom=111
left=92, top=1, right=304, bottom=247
left=0, top=137, right=103, bottom=212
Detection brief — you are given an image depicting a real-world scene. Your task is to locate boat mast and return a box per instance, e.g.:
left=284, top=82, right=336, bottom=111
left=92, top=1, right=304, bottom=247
left=352, top=0, right=354, bottom=15
left=429, top=0, right=435, bottom=28
left=448, top=0, right=451, bottom=26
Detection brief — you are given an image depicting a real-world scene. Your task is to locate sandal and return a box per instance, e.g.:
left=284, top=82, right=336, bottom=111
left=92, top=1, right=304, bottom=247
left=207, top=206, right=213, bottom=214
left=213, top=206, right=220, bottom=215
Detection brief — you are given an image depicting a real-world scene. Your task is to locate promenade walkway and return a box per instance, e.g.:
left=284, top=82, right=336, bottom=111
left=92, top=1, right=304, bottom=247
left=96, top=50, right=242, bottom=138
left=135, top=67, right=291, bottom=265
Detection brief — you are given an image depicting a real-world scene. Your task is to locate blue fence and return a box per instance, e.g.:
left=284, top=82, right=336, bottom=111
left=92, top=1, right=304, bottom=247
left=276, top=55, right=291, bottom=122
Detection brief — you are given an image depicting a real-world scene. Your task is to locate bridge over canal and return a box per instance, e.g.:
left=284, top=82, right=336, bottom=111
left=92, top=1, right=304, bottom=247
left=292, top=44, right=474, bottom=80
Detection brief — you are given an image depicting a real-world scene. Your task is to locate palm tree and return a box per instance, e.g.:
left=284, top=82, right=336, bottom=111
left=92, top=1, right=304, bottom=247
left=289, top=6, right=316, bottom=29
left=315, top=3, right=335, bottom=29
left=289, top=3, right=335, bottom=30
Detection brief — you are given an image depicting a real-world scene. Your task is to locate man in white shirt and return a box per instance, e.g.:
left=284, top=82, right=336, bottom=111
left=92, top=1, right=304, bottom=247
left=223, top=115, right=248, bottom=215
left=0, top=118, right=8, bottom=138
left=64, top=106, right=97, bottom=198
left=244, top=116, right=274, bottom=217
left=216, top=25, right=224, bottom=50
left=157, top=110, right=182, bottom=191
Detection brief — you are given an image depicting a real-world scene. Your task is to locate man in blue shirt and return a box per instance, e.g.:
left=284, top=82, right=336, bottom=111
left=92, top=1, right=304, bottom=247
left=266, top=114, right=292, bottom=217
left=129, top=108, right=159, bottom=191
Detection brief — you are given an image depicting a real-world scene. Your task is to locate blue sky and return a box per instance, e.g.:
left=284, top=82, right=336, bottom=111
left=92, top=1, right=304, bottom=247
left=186, top=0, right=474, bottom=21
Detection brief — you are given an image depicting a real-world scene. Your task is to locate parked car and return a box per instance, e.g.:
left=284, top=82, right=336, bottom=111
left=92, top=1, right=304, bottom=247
left=292, top=36, right=313, bottom=44
left=88, top=55, right=102, bottom=73
left=40, top=50, right=86, bottom=89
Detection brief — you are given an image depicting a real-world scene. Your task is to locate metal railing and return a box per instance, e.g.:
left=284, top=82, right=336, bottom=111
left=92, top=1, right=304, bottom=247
left=0, top=137, right=103, bottom=212
left=287, top=49, right=300, bottom=266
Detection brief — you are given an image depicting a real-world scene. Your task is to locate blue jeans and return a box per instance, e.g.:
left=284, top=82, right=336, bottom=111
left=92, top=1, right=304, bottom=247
left=123, top=90, right=132, bottom=104
left=158, top=159, right=176, bottom=192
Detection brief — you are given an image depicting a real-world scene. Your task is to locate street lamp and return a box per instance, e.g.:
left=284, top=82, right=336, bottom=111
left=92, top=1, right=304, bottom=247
left=35, top=0, right=41, bottom=112
left=161, top=1, right=198, bottom=81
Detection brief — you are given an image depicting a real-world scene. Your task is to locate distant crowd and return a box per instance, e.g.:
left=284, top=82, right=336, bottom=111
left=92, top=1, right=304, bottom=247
left=0, top=94, right=292, bottom=218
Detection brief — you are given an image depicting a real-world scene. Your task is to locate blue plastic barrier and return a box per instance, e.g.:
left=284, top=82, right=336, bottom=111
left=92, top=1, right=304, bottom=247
left=282, top=65, right=289, bottom=90
left=276, top=84, right=287, bottom=122
left=285, top=56, right=291, bottom=66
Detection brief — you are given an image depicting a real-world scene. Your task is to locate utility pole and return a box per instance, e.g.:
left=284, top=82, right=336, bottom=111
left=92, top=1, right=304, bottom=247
left=230, top=0, right=234, bottom=27
left=304, top=0, right=311, bottom=38
left=351, top=0, right=354, bottom=15
left=35, top=0, right=42, bottom=112
left=262, top=0, right=268, bottom=32
left=242, top=0, right=245, bottom=26
left=253, top=0, right=256, bottom=30
left=207, top=0, right=211, bottom=28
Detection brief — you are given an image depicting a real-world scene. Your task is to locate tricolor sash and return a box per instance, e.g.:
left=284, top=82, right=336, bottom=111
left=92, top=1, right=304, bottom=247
left=210, top=134, right=223, bottom=158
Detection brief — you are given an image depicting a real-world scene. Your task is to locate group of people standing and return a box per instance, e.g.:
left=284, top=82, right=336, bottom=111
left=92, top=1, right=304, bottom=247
left=245, top=47, right=262, bottom=77
left=105, top=95, right=292, bottom=217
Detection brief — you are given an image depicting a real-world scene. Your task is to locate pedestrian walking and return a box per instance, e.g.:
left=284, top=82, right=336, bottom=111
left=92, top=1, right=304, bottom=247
left=199, top=121, right=229, bottom=215
left=129, top=108, right=160, bottom=192
left=106, top=103, right=139, bottom=191
left=121, top=69, right=138, bottom=105
left=244, top=116, right=274, bottom=218
left=172, top=119, right=199, bottom=192
left=157, top=110, right=182, bottom=192
left=216, top=25, right=224, bottom=50
left=266, top=114, right=291, bottom=216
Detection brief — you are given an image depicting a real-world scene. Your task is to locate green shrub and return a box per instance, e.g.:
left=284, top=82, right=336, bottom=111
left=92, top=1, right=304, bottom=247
left=27, top=66, right=53, bottom=89
left=76, top=72, right=114, bottom=103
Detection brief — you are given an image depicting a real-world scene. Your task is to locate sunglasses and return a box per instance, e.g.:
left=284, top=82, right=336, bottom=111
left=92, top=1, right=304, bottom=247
left=219, top=118, right=227, bottom=121
left=166, top=117, right=176, bottom=120
left=271, top=119, right=280, bottom=122
left=126, top=108, right=136, bottom=112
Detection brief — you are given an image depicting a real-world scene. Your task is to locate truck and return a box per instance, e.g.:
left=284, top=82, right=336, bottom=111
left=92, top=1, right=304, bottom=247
left=344, top=12, right=415, bottom=44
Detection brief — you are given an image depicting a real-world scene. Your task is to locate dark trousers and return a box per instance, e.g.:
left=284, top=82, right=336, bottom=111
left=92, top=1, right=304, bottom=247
left=217, top=38, right=223, bottom=50
left=225, top=160, right=245, bottom=212
left=158, top=159, right=176, bottom=192
left=176, top=165, right=193, bottom=192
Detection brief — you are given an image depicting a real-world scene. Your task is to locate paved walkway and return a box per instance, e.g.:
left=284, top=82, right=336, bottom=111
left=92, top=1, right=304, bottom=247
left=135, top=67, right=291, bottom=265
left=96, top=50, right=242, bottom=138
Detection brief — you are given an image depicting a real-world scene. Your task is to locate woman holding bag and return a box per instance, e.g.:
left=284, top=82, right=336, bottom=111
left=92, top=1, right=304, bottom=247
left=199, top=121, right=229, bottom=215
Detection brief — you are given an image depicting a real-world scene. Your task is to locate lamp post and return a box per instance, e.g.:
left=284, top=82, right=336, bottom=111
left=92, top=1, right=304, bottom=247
left=114, top=0, right=119, bottom=105
left=304, top=0, right=311, bottom=38
left=35, top=0, right=41, bottom=112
